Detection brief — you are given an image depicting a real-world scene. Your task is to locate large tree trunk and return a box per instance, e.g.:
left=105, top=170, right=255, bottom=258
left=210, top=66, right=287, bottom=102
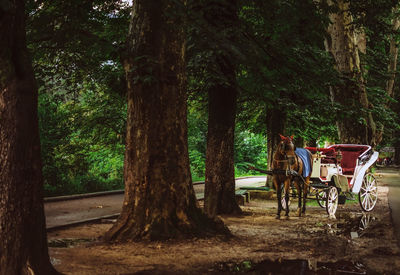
left=203, top=0, right=241, bottom=217
left=104, top=0, right=228, bottom=241
left=0, top=1, right=58, bottom=273
left=266, top=107, right=286, bottom=187
left=325, top=0, right=377, bottom=146
left=204, top=56, right=241, bottom=216
left=266, top=107, right=286, bottom=170
left=395, top=142, right=400, bottom=165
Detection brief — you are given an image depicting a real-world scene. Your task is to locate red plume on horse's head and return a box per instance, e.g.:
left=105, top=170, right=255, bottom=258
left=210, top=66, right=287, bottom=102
left=279, top=134, right=294, bottom=141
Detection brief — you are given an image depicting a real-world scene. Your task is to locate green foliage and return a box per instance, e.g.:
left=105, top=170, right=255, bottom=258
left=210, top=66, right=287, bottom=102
left=29, top=0, right=400, bottom=196
left=236, top=0, right=338, bottom=143
left=235, top=130, right=267, bottom=172
left=26, top=0, right=130, bottom=96
left=348, top=0, right=400, bottom=146
left=38, top=84, right=126, bottom=196
left=28, top=0, right=129, bottom=196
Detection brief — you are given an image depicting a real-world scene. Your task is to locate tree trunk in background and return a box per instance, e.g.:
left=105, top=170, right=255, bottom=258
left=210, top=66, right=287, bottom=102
left=377, top=14, right=400, bottom=145
left=325, top=0, right=377, bottom=146
left=294, top=136, right=304, bottom=148
left=306, top=138, right=317, bottom=147
left=204, top=57, right=241, bottom=216
left=204, top=0, right=241, bottom=217
left=0, top=1, right=58, bottom=273
left=394, top=93, right=400, bottom=165
left=386, top=17, right=400, bottom=99
left=104, top=0, right=228, bottom=241
left=390, top=11, right=400, bottom=165
left=395, top=142, right=400, bottom=165
left=267, top=107, right=286, bottom=169
left=266, top=107, right=286, bottom=187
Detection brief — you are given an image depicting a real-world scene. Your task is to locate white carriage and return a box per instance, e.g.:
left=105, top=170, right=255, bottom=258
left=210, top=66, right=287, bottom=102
left=306, top=144, right=379, bottom=216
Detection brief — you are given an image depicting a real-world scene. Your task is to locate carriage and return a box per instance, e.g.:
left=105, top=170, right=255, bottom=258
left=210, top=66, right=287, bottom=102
left=281, top=144, right=379, bottom=217
left=305, top=144, right=379, bottom=216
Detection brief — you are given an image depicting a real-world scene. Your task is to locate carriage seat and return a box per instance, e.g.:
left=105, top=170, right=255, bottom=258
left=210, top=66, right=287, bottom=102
left=329, top=145, right=370, bottom=175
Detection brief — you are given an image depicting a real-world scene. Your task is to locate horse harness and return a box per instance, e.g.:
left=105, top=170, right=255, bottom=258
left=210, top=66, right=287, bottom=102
left=273, top=153, right=306, bottom=185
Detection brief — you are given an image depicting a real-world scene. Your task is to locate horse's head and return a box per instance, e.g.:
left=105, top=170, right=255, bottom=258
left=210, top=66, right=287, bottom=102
left=277, top=134, right=296, bottom=161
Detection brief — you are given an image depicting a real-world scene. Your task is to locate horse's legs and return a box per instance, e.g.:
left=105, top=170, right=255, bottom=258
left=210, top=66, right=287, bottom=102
left=284, top=179, right=290, bottom=218
left=295, top=180, right=302, bottom=217
left=274, top=178, right=282, bottom=219
left=302, top=178, right=309, bottom=214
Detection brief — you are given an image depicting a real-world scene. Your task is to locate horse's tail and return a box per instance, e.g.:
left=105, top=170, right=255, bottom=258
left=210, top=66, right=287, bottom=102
left=306, top=149, right=313, bottom=178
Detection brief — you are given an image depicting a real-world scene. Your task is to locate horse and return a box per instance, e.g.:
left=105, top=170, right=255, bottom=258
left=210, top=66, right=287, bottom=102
left=272, top=134, right=313, bottom=219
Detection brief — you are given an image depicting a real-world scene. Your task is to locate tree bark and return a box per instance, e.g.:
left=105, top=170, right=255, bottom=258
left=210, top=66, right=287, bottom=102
left=395, top=143, right=400, bottom=165
left=306, top=138, right=317, bottom=147
left=394, top=94, right=400, bottom=165
left=325, top=0, right=377, bottom=146
left=203, top=0, right=241, bottom=217
left=389, top=11, right=400, bottom=164
left=266, top=107, right=286, bottom=187
left=375, top=12, right=400, bottom=145
left=294, top=136, right=304, bottom=148
left=266, top=107, right=286, bottom=170
left=204, top=56, right=241, bottom=216
left=0, top=1, right=58, bottom=274
left=386, top=16, right=400, bottom=99
left=104, top=0, right=228, bottom=241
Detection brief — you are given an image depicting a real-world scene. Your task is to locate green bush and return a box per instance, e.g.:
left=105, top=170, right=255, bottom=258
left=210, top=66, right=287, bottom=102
left=189, top=149, right=206, bottom=180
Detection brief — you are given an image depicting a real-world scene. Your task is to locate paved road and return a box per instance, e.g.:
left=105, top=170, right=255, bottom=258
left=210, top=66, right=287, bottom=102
left=381, top=168, right=400, bottom=246
left=44, top=176, right=267, bottom=230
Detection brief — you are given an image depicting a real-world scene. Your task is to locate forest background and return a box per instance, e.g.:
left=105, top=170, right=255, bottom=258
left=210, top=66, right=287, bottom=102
left=25, top=0, right=400, bottom=197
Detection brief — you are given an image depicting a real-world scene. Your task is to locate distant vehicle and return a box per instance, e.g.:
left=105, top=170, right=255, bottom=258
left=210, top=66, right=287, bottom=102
left=382, top=157, right=392, bottom=167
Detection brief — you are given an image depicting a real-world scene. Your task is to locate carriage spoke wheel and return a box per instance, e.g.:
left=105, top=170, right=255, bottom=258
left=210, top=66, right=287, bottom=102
left=316, top=189, right=327, bottom=208
left=281, top=187, right=291, bottom=210
left=326, top=186, right=338, bottom=216
left=358, top=173, right=378, bottom=212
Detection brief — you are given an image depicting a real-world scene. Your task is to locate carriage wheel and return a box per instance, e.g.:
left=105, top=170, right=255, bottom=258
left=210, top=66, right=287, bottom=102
left=281, top=187, right=291, bottom=210
left=316, top=189, right=327, bottom=208
left=326, top=186, right=338, bottom=216
left=358, top=173, right=378, bottom=212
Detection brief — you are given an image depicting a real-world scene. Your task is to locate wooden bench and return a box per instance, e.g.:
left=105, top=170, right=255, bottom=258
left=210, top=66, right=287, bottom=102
left=239, top=186, right=273, bottom=200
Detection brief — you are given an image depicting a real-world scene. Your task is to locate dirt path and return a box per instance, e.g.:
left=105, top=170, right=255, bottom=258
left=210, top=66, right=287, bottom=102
left=48, top=170, right=400, bottom=274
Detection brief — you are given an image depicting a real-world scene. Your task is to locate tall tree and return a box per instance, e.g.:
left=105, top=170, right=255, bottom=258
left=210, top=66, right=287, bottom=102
left=386, top=15, right=400, bottom=99
left=394, top=93, right=400, bottom=165
left=104, top=0, right=227, bottom=241
left=266, top=108, right=286, bottom=173
left=203, top=0, right=242, bottom=216
left=0, top=0, right=58, bottom=273
left=325, top=0, right=377, bottom=145
left=379, top=10, right=400, bottom=145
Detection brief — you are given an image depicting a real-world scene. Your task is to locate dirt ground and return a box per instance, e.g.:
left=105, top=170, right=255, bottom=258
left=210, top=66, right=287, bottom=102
left=48, top=172, right=400, bottom=274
